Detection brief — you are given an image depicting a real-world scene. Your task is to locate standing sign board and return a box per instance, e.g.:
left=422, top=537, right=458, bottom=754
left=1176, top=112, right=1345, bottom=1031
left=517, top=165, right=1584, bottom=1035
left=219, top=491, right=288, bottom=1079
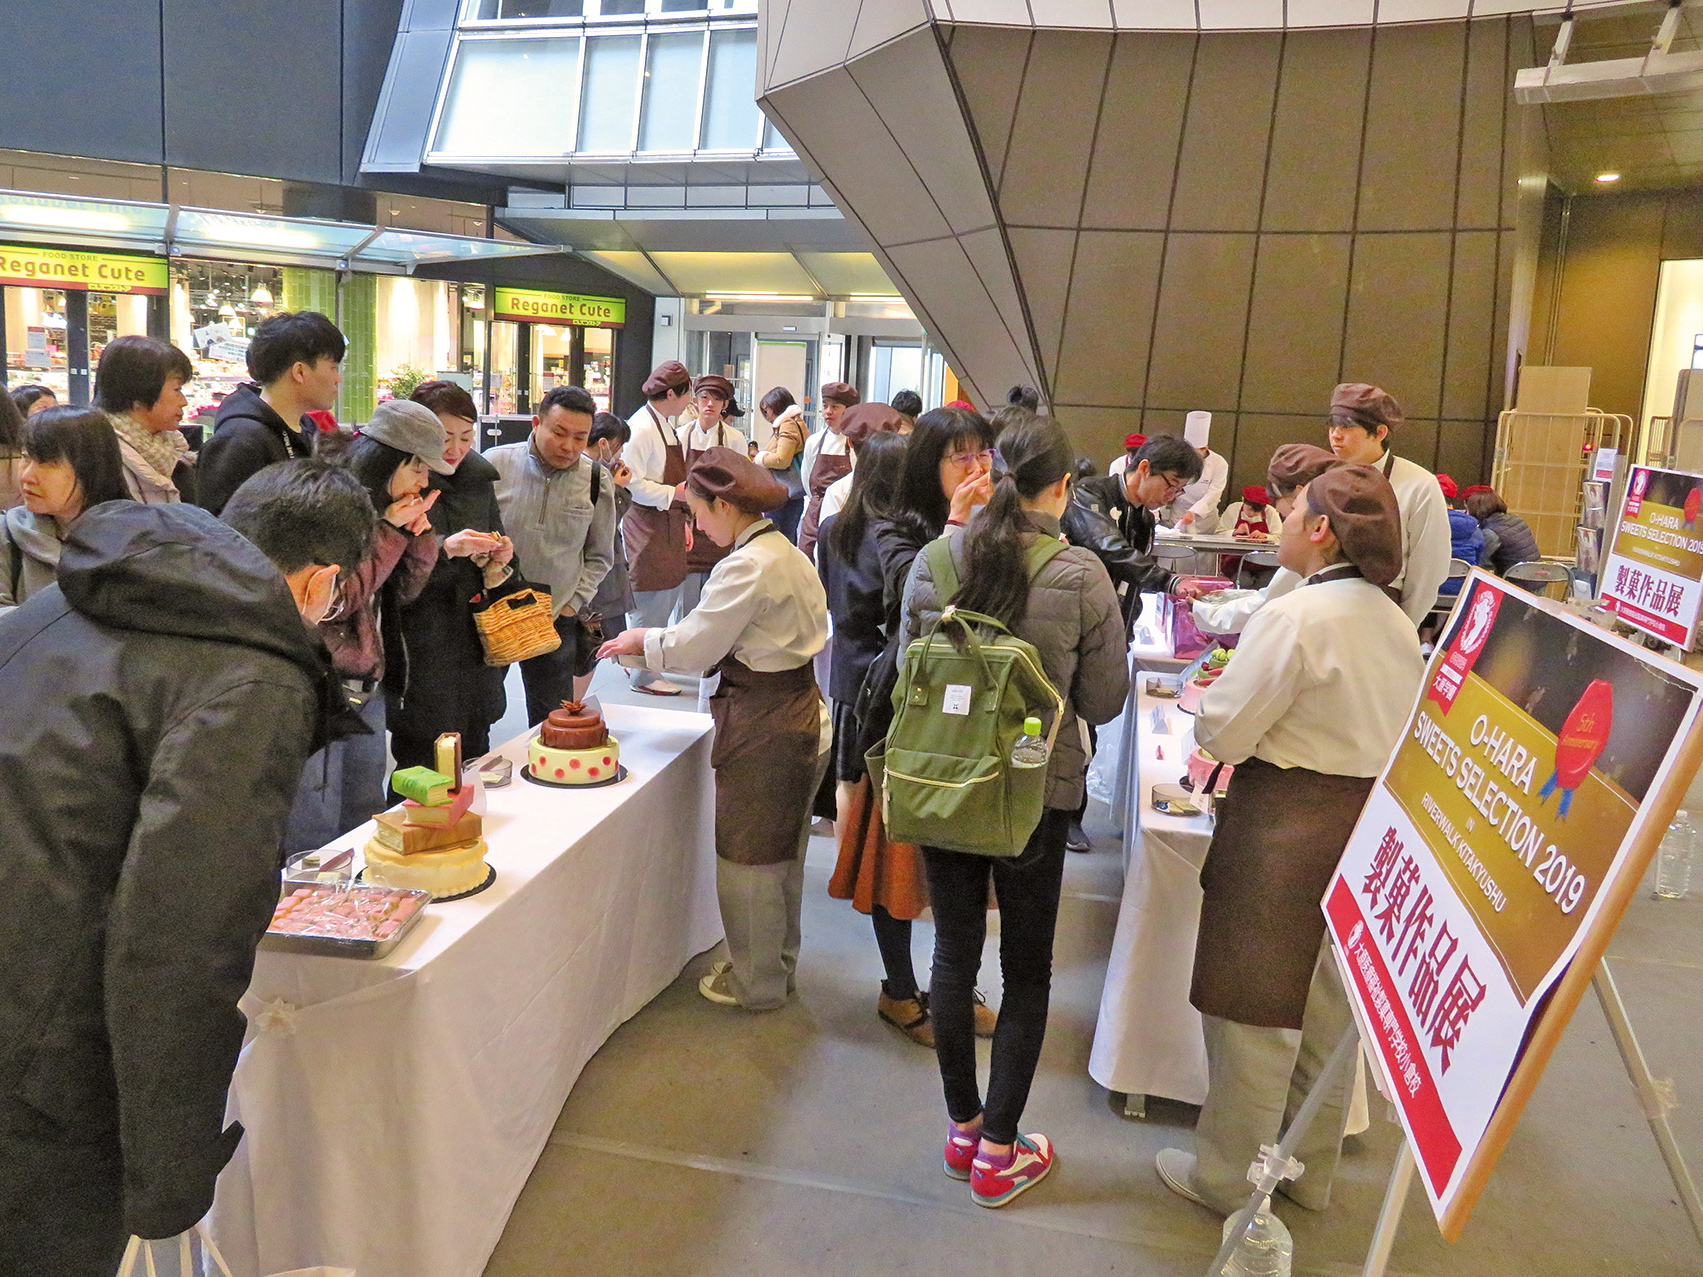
left=1599, top=465, right=1703, bottom=648
left=1323, top=571, right=1703, bottom=1237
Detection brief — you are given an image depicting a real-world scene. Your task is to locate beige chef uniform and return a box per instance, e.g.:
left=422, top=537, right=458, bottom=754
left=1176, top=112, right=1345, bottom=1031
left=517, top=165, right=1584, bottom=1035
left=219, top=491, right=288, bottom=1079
left=1180, top=465, right=1424, bottom=1215
left=621, top=448, right=830, bottom=1010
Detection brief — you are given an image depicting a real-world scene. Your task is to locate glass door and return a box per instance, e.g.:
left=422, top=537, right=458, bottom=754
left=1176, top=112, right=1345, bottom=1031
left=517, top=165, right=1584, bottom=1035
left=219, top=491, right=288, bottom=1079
left=488, top=320, right=521, bottom=416
left=582, top=327, right=616, bottom=413
left=3, top=286, right=71, bottom=404
left=530, top=323, right=573, bottom=408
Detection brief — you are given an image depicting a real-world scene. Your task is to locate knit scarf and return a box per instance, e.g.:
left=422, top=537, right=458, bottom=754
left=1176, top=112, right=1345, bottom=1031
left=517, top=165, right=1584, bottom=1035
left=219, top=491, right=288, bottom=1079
left=109, top=411, right=189, bottom=483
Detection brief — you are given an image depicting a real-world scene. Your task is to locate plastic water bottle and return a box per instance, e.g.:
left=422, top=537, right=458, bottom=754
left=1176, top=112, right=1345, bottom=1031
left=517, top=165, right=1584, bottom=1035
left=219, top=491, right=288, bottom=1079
left=1220, top=1199, right=1292, bottom=1277
left=1010, top=716, right=1049, bottom=768
left=1656, top=811, right=1695, bottom=900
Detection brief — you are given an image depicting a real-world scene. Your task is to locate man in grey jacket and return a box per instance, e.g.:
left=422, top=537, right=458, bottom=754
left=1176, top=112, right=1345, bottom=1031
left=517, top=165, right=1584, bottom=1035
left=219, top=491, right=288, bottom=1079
left=488, top=384, right=618, bottom=721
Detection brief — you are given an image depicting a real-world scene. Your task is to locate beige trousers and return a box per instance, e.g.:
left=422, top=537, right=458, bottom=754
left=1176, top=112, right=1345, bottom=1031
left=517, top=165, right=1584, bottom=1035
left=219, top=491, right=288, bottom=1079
left=1192, top=938, right=1355, bottom=1215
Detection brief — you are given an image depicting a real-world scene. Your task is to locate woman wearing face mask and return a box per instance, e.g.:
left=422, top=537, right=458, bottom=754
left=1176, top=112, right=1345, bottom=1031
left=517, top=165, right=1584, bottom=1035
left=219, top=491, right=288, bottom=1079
left=381, top=381, right=518, bottom=777
left=598, top=448, right=829, bottom=1012
left=680, top=375, right=749, bottom=614
left=96, top=335, right=198, bottom=505
left=902, top=416, right=1129, bottom=1208
left=284, top=399, right=449, bottom=853
left=1, top=406, right=134, bottom=616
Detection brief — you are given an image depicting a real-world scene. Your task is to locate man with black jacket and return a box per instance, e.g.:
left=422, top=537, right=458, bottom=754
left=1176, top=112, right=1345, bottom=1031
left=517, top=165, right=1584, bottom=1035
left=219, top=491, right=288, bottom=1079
left=196, top=311, right=346, bottom=515
left=1057, top=432, right=1202, bottom=852
left=1062, top=432, right=1204, bottom=633
left=0, top=463, right=372, bottom=1274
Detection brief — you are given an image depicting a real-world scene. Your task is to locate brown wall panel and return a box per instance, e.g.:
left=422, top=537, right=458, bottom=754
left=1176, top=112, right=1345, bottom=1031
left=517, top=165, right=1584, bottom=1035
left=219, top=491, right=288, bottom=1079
left=1358, top=23, right=1466, bottom=233
left=1547, top=193, right=1664, bottom=419
left=1227, top=412, right=1329, bottom=492
left=1055, top=404, right=1142, bottom=462
left=1341, top=231, right=1455, bottom=420
left=1436, top=419, right=1491, bottom=487
left=1457, top=17, right=1508, bottom=230
left=1146, top=232, right=1257, bottom=411
left=1168, top=32, right=1281, bottom=233
left=998, top=30, right=1114, bottom=228
left=1239, top=233, right=1353, bottom=415
left=1079, top=32, right=1195, bottom=231
left=1262, top=28, right=1372, bottom=235
left=1441, top=230, right=1498, bottom=422
left=1008, top=226, right=1077, bottom=384
left=1053, top=230, right=1163, bottom=407
left=1395, top=417, right=1443, bottom=474
left=947, top=24, right=1033, bottom=191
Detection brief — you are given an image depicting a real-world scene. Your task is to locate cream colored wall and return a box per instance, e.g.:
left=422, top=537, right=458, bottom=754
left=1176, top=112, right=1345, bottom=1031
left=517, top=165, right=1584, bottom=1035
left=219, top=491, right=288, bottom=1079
left=376, top=277, right=455, bottom=383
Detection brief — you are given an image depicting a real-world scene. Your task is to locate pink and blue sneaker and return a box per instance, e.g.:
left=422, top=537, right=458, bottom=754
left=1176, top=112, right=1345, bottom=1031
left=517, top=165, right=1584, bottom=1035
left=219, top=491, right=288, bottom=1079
left=970, top=1133, right=1055, bottom=1207
left=944, top=1124, right=979, bottom=1180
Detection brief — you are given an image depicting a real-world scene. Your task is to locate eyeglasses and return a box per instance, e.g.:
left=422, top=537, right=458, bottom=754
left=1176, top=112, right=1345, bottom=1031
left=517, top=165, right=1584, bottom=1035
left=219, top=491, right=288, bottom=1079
left=1157, top=473, right=1189, bottom=498
left=947, top=449, right=994, bottom=468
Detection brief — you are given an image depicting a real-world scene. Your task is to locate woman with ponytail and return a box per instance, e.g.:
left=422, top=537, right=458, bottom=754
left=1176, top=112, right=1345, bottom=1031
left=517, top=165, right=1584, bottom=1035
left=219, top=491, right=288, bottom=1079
left=900, top=415, right=1129, bottom=1207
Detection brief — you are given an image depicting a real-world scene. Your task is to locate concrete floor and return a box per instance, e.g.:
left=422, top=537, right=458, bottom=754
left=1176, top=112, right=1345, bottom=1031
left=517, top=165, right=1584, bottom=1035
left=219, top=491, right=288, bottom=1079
left=483, top=664, right=1703, bottom=1276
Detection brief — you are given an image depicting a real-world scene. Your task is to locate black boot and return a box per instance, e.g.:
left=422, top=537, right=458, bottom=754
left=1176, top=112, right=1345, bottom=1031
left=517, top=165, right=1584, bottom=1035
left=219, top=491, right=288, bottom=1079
left=1065, top=818, right=1091, bottom=853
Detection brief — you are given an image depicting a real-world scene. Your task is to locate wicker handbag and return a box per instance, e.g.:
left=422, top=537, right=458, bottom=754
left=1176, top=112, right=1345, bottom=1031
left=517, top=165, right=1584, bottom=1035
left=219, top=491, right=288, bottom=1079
left=472, top=578, right=562, bottom=666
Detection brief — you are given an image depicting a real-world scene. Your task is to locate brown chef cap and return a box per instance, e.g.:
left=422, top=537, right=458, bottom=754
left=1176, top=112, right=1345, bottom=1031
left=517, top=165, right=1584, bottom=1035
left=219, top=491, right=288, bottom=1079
left=820, top=381, right=861, bottom=408
left=693, top=374, right=746, bottom=417
left=1267, top=443, right=1344, bottom=496
left=1304, top=464, right=1404, bottom=587
left=642, top=360, right=692, bottom=398
left=839, top=401, right=904, bottom=450
left=686, top=446, right=788, bottom=515
left=1329, top=383, right=1404, bottom=432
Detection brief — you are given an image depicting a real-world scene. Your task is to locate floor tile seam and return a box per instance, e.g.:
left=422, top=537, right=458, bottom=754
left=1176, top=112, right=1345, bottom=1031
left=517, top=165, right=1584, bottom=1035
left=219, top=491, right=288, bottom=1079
left=1605, top=951, right=1703, bottom=973
left=545, top=1129, right=1216, bottom=1260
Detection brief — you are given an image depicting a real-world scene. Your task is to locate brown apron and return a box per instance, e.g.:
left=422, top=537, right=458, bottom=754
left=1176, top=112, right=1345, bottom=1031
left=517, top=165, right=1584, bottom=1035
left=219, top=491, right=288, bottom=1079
left=1190, top=756, right=1375, bottom=1029
left=708, top=652, right=824, bottom=866
left=622, top=408, right=690, bottom=593
left=797, top=435, right=852, bottom=560
left=684, top=423, right=740, bottom=575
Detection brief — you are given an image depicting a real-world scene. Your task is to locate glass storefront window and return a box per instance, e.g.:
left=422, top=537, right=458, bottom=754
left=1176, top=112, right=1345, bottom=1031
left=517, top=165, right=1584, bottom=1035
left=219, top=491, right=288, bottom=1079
left=639, top=32, right=704, bottom=152
left=434, top=37, right=581, bottom=156
left=170, top=261, right=285, bottom=422
left=584, top=327, right=615, bottom=412
left=578, top=35, right=643, bottom=152
left=375, top=276, right=460, bottom=402
left=3, top=287, right=70, bottom=403
left=702, top=28, right=760, bottom=150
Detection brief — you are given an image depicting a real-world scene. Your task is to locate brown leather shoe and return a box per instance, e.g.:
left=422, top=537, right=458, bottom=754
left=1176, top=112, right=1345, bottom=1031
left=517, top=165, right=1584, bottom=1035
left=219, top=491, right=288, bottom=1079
left=972, top=989, right=998, bottom=1038
left=878, top=989, right=934, bottom=1047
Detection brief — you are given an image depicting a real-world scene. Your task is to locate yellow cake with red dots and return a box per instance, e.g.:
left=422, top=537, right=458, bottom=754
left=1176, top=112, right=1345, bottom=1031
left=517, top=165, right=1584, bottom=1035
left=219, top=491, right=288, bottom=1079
left=528, top=701, right=620, bottom=784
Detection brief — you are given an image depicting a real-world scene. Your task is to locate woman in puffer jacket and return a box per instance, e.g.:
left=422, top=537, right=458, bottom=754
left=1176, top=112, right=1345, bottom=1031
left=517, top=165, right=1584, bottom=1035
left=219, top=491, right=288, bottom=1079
left=900, top=414, right=1129, bottom=1208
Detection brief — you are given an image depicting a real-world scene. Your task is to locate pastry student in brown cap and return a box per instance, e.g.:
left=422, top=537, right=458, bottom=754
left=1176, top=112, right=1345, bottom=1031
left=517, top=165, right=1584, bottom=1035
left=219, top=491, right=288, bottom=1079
left=599, top=446, right=830, bottom=1012
left=680, top=374, right=751, bottom=596
left=621, top=360, right=697, bottom=694
left=1155, top=461, right=1424, bottom=1219
left=1324, top=382, right=1451, bottom=627
left=1189, top=443, right=1348, bottom=637
left=797, top=381, right=862, bottom=559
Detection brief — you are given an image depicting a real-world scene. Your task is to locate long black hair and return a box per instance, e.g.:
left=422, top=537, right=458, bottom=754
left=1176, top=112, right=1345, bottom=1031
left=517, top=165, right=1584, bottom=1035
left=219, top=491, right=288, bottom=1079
left=0, top=383, right=23, bottom=454
left=22, top=406, right=134, bottom=513
left=951, top=415, right=1073, bottom=628
left=343, top=433, right=415, bottom=517
left=892, top=406, right=995, bottom=535
left=828, top=430, right=907, bottom=564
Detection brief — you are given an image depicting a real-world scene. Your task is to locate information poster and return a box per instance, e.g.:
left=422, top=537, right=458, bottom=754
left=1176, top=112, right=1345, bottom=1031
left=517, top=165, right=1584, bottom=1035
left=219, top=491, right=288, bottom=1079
left=1599, top=465, right=1703, bottom=647
left=1323, top=571, right=1703, bottom=1236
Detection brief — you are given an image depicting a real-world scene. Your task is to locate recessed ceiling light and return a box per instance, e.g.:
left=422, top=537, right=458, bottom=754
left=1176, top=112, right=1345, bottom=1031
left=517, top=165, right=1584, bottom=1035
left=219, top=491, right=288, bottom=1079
left=1596, top=172, right=1621, bottom=183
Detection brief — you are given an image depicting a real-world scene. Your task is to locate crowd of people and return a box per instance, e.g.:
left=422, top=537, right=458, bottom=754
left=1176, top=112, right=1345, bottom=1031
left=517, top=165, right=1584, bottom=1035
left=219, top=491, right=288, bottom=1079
left=0, top=309, right=1548, bottom=1266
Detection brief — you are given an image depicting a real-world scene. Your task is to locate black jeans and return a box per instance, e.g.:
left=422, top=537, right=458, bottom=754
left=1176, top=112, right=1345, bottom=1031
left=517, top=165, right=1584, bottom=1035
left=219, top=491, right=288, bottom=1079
left=520, top=614, right=596, bottom=726
left=924, top=808, right=1069, bottom=1145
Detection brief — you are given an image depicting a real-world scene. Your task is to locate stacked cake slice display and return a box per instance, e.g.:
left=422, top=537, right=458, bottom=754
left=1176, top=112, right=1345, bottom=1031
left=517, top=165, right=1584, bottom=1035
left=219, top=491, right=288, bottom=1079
left=363, top=734, right=491, bottom=898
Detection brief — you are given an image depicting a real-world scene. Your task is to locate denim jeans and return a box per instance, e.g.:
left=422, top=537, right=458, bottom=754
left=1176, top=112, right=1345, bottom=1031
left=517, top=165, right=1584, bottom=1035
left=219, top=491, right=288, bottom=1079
left=923, top=808, right=1069, bottom=1145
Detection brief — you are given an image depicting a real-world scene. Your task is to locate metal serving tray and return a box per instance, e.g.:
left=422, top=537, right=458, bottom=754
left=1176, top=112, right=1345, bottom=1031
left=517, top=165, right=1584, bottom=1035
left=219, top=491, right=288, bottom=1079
left=260, top=882, right=432, bottom=960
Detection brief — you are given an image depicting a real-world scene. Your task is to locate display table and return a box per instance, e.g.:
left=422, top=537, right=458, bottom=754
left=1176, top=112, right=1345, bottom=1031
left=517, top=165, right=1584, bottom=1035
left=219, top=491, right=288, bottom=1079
left=1153, top=527, right=1275, bottom=577
left=208, top=704, right=721, bottom=1277
left=1090, top=680, right=1214, bottom=1104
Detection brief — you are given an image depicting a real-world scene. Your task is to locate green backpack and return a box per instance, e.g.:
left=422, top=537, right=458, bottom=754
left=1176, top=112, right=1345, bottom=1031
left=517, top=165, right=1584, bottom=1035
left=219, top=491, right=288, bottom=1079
left=867, top=535, right=1067, bottom=858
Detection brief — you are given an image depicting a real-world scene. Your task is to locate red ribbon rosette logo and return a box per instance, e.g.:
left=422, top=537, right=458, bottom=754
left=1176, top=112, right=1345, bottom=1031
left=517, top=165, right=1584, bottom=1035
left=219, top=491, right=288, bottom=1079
left=1426, top=582, right=1499, bottom=713
left=1686, top=486, right=1702, bottom=529
left=1538, top=679, right=1613, bottom=819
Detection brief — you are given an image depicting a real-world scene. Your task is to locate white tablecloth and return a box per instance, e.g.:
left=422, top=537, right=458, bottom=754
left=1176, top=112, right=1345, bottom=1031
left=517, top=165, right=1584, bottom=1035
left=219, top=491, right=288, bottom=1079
left=208, top=704, right=721, bottom=1277
left=1089, top=683, right=1214, bottom=1102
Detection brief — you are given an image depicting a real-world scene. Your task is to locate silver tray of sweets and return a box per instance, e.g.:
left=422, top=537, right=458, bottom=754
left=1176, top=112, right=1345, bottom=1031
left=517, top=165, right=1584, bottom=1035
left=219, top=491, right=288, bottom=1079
left=260, top=881, right=432, bottom=959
